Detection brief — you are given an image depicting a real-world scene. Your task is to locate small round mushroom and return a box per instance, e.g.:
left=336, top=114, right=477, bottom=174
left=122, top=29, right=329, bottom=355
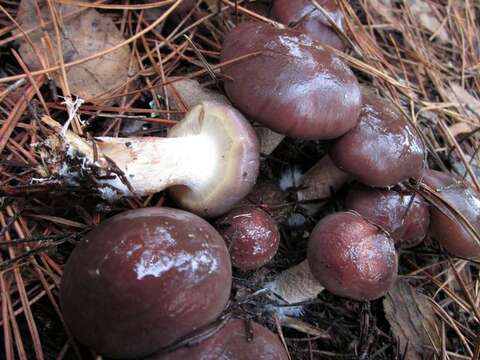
left=267, top=211, right=398, bottom=303
left=421, top=169, right=480, bottom=258
left=220, top=22, right=361, bottom=140
left=44, top=101, right=260, bottom=217
left=152, top=319, right=289, bottom=360
left=60, top=207, right=232, bottom=359
left=329, top=89, right=425, bottom=187
left=271, top=0, right=345, bottom=50
left=346, top=183, right=430, bottom=248
left=216, top=206, right=280, bottom=271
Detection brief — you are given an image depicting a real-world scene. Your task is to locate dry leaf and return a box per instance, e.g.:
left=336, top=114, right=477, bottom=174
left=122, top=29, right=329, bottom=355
left=254, top=127, right=285, bottom=155
left=384, top=280, right=441, bottom=360
left=16, top=0, right=135, bottom=104
left=297, top=155, right=350, bottom=201
left=447, top=83, right=480, bottom=120
left=406, top=0, right=448, bottom=43
left=448, top=122, right=475, bottom=137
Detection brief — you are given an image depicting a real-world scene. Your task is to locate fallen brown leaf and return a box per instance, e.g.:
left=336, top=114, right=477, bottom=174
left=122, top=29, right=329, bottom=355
left=384, top=280, right=441, bottom=360
left=15, top=0, right=136, bottom=104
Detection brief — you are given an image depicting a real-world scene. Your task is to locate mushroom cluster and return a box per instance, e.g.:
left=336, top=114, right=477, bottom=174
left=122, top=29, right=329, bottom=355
left=57, top=2, right=480, bottom=359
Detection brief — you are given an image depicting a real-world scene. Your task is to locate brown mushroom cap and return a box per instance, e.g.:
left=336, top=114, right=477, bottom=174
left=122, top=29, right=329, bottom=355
left=308, top=211, right=398, bottom=301
left=329, top=90, right=425, bottom=187
left=422, top=169, right=480, bottom=258
left=346, top=184, right=430, bottom=248
left=271, top=0, right=345, bottom=50
left=216, top=206, right=280, bottom=271
left=220, top=22, right=361, bottom=140
left=152, top=319, right=289, bottom=360
left=60, top=207, right=232, bottom=359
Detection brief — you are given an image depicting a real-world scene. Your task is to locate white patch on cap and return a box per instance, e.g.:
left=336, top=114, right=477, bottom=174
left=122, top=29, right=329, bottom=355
left=134, top=250, right=219, bottom=280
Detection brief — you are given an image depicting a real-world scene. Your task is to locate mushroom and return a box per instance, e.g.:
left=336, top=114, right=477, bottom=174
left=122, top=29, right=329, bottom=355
left=43, top=101, right=260, bottom=217
left=216, top=206, right=281, bottom=271
left=345, top=183, right=430, bottom=249
left=421, top=169, right=480, bottom=258
left=60, top=207, right=232, bottom=359
left=220, top=22, right=362, bottom=140
left=329, top=89, right=425, bottom=187
left=267, top=211, right=398, bottom=303
left=271, top=0, right=346, bottom=50
left=151, top=319, right=289, bottom=359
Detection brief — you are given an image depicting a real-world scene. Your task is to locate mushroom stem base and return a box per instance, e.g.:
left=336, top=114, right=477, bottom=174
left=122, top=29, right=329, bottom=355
left=266, top=260, right=324, bottom=304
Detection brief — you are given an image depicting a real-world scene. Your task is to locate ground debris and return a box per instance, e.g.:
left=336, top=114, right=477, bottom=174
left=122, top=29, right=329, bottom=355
left=15, top=0, right=136, bottom=104
left=384, top=279, right=441, bottom=360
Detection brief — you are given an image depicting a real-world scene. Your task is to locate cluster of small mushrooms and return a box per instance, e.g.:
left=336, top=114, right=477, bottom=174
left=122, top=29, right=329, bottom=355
left=48, top=0, right=480, bottom=359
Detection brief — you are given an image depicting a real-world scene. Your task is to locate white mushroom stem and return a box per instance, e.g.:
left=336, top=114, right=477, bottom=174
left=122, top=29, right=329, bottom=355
left=297, top=155, right=350, bottom=202
left=42, top=115, right=216, bottom=197
left=266, top=260, right=324, bottom=304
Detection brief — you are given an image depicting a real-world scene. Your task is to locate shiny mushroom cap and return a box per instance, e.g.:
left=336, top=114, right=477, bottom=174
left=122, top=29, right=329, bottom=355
left=152, top=319, right=289, bottom=360
left=220, top=22, right=361, bottom=140
left=216, top=206, right=280, bottom=271
left=422, top=169, right=480, bottom=258
left=346, top=183, right=430, bottom=248
left=60, top=207, right=232, bottom=359
left=271, top=0, right=345, bottom=50
left=308, top=211, right=398, bottom=301
left=330, top=90, right=425, bottom=187
left=168, top=101, right=260, bottom=217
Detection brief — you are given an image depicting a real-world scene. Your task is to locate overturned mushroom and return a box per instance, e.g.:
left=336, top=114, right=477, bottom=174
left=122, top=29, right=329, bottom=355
left=60, top=207, right=232, bottom=358
left=216, top=206, right=280, bottom=271
left=346, top=183, right=430, bottom=248
left=330, top=89, right=425, bottom=187
left=267, top=211, right=398, bottom=303
left=43, top=101, right=260, bottom=217
left=421, top=169, right=480, bottom=258
left=271, top=0, right=346, bottom=50
left=152, top=319, right=289, bottom=359
left=220, top=22, right=361, bottom=140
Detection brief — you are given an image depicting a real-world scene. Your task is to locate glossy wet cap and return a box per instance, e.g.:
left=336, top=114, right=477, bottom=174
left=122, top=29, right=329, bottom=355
left=216, top=206, right=280, bottom=271
left=220, top=22, right=361, bottom=140
left=308, top=211, right=398, bottom=300
left=168, top=101, right=260, bottom=217
left=330, top=90, right=425, bottom=187
left=271, top=0, right=345, bottom=50
left=422, top=169, right=480, bottom=258
left=152, top=319, right=289, bottom=360
left=346, top=184, right=430, bottom=248
left=60, top=207, right=232, bottom=358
